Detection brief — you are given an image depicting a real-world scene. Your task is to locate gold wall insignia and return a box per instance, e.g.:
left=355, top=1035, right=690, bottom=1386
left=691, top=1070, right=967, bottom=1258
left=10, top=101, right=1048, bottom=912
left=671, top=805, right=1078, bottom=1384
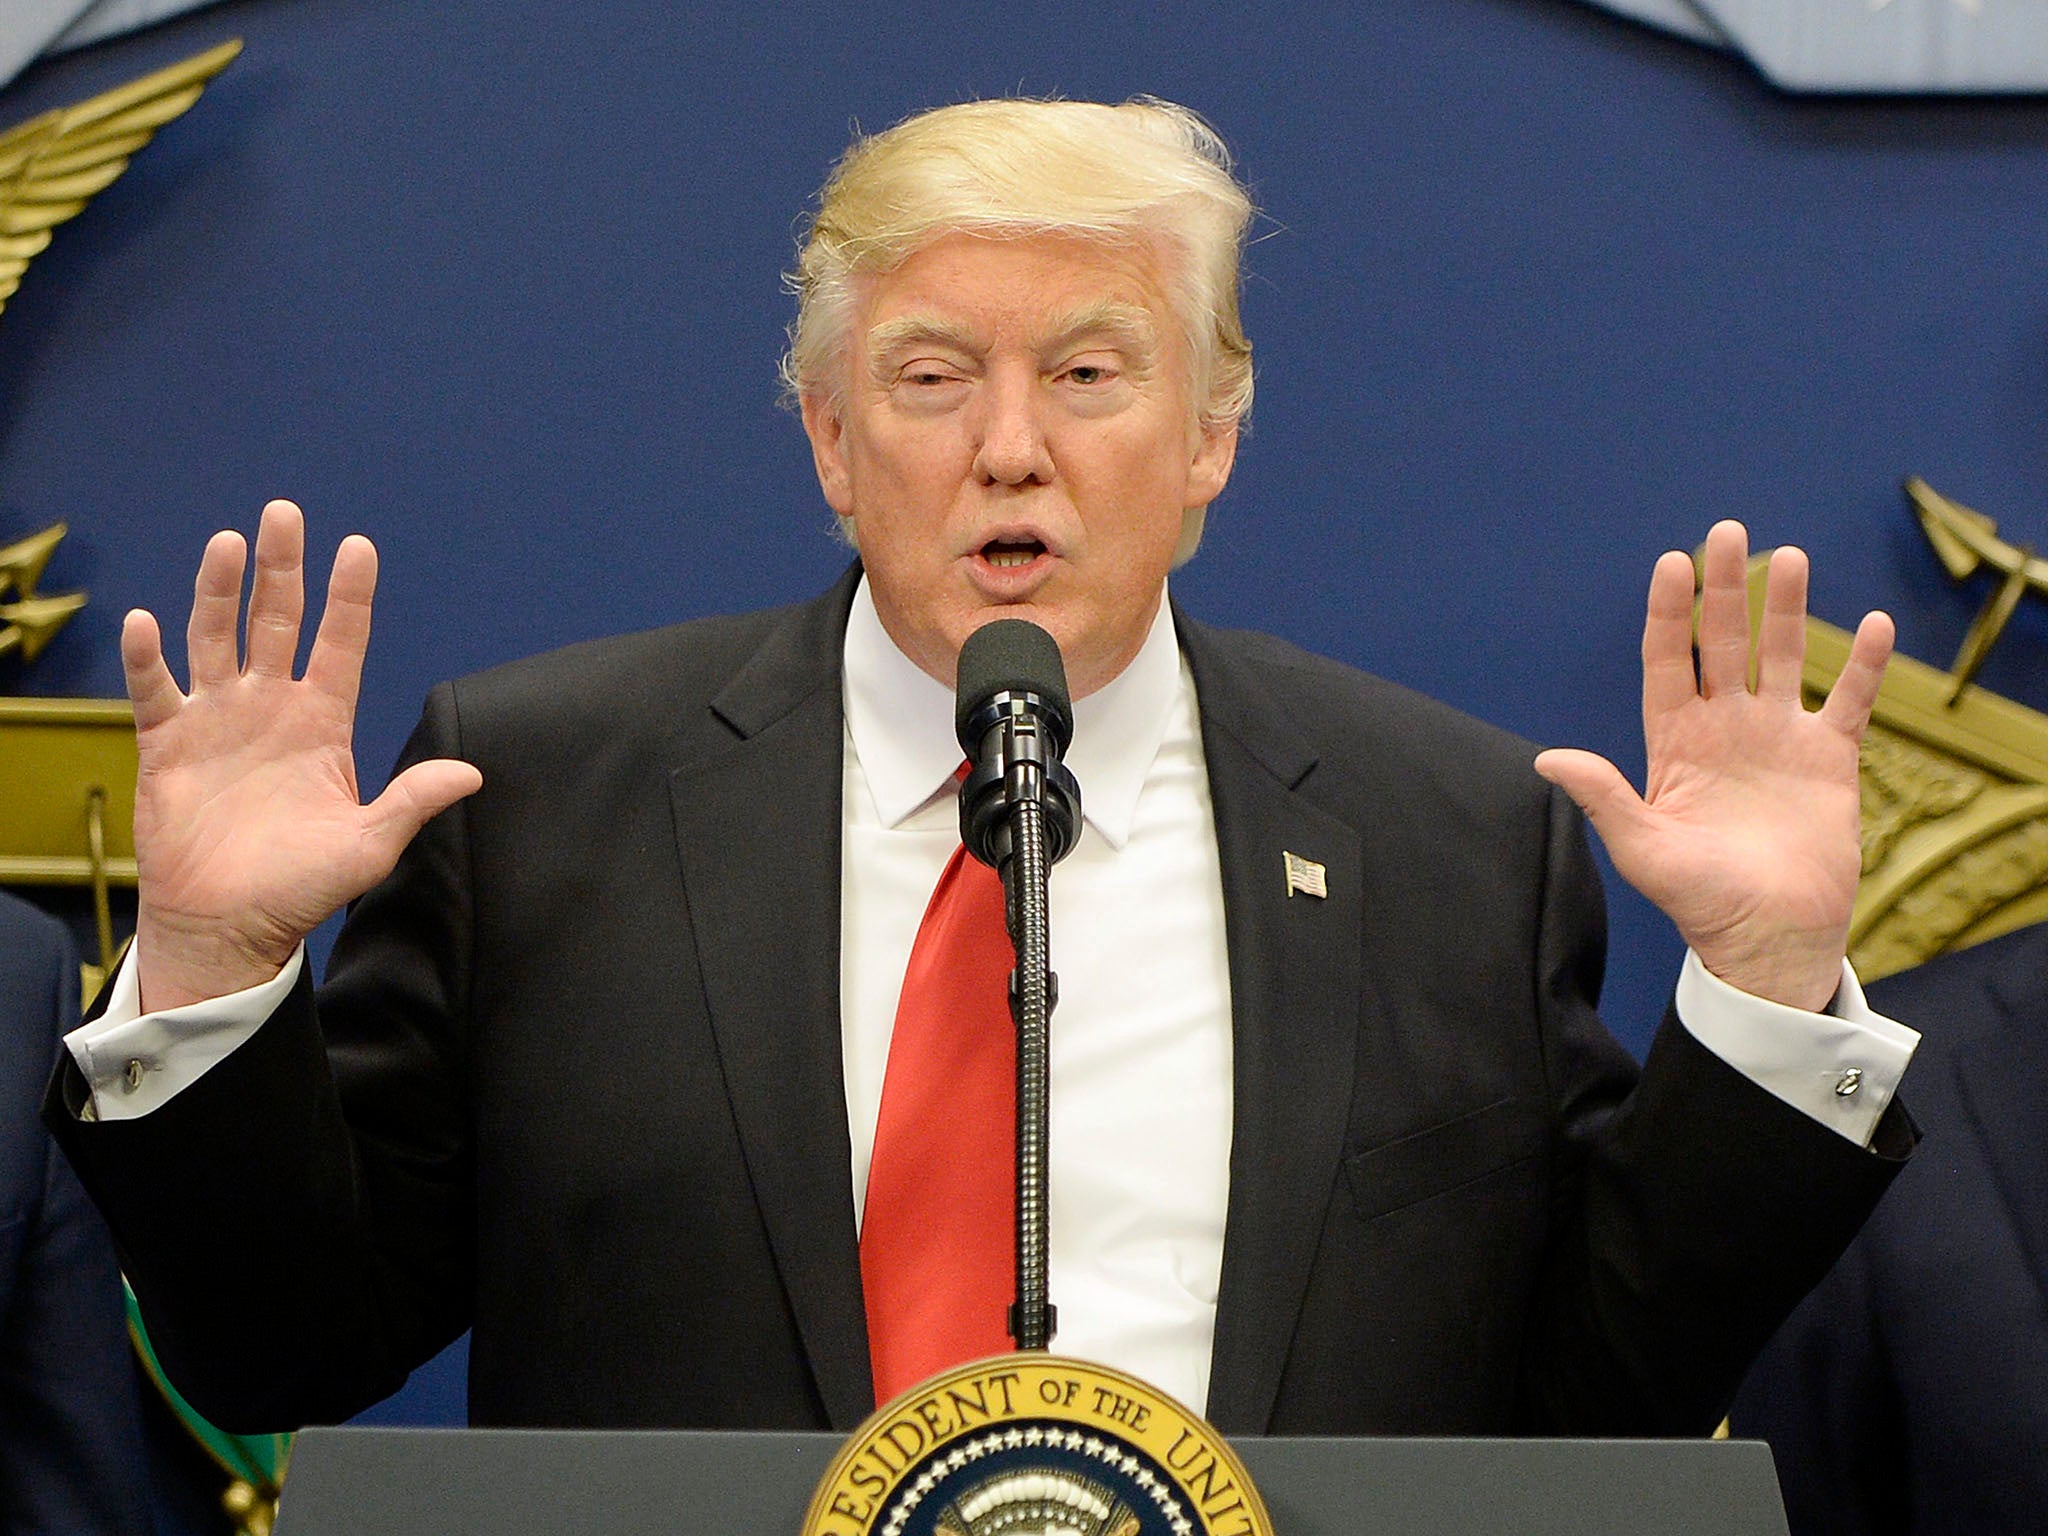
left=0, top=694, right=137, bottom=971
left=2, top=41, right=243, bottom=996
left=0, top=521, right=136, bottom=990
left=1744, top=482, right=2048, bottom=982
left=0, top=37, right=241, bottom=320
left=0, top=520, right=85, bottom=661
left=1903, top=476, right=2048, bottom=704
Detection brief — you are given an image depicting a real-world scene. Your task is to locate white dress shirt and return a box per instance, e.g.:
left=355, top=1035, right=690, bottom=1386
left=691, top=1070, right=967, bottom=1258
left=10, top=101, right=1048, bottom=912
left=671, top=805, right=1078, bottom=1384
left=840, top=579, right=1234, bottom=1407
left=66, top=575, right=1920, bottom=1411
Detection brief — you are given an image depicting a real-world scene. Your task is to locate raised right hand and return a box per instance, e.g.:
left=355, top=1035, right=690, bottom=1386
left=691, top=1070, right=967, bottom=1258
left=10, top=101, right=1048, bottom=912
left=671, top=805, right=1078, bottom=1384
left=123, top=500, right=483, bottom=1012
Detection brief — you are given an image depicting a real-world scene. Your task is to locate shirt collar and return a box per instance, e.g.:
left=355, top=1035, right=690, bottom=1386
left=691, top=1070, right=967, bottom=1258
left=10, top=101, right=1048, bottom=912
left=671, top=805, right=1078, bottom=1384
left=841, top=576, right=1182, bottom=851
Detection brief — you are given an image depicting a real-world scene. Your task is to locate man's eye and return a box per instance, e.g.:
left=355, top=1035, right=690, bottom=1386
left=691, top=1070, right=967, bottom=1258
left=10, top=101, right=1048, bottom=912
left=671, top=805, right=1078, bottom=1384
left=1062, top=364, right=1118, bottom=387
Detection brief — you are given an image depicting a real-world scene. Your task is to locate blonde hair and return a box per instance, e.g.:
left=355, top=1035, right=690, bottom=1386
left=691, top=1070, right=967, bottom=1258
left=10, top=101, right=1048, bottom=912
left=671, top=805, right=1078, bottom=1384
left=784, top=100, right=1255, bottom=538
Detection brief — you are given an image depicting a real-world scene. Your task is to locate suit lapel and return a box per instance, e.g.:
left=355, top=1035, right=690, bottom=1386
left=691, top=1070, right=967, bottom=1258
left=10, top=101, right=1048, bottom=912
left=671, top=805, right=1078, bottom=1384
left=1178, top=615, right=1364, bottom=1434
left=667, top=569, right=875, bottom=1429
left=1955, top=939, right=2048, bottom=1308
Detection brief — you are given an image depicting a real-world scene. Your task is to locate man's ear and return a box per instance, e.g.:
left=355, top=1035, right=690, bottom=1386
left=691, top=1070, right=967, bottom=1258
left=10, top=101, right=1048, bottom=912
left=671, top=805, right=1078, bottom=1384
left=800, top=389, right=855, bottom=518
left=1185, top=419, right=1239, bottom=510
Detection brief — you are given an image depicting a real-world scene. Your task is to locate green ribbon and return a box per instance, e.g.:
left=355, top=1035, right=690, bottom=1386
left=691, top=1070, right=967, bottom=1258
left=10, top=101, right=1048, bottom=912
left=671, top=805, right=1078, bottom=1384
left=124, top=1279, right=291, bottom=1494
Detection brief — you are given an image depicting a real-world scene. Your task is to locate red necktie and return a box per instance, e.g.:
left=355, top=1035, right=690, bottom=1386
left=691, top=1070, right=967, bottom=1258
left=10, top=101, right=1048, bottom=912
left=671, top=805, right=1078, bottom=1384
left=860, top=838, right=1016, bottom=1407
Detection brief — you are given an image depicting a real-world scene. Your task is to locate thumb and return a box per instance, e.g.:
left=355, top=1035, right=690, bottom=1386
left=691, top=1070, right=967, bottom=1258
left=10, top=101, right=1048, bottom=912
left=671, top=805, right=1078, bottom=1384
left=363, top=758, right=485, bottom=861
left=1532, top=748, right=1652, bottom=849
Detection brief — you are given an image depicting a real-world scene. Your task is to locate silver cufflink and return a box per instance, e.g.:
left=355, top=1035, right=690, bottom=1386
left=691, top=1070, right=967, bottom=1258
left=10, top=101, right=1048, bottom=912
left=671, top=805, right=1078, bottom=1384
left=1833, top=1067, right=1863, bottom=1098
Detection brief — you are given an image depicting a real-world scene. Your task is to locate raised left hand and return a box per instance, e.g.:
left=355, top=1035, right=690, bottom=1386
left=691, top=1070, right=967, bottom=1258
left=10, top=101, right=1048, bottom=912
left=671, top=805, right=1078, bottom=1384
left=1534, top=519, right=1894, bottom=1012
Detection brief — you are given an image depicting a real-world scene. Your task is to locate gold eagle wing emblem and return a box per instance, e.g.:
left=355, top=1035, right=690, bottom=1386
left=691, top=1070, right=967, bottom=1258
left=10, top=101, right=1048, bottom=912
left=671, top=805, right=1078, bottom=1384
left=0, top=37, right=241, bottom=320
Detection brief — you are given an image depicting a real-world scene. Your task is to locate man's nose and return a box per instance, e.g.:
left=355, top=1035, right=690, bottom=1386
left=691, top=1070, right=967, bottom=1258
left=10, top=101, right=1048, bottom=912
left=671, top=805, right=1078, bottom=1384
left=971, top=369, right=1055, bottom=486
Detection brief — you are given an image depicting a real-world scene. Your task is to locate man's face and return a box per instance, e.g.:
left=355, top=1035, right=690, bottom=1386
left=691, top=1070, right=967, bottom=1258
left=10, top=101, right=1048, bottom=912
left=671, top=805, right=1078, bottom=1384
left=801, top=231, right=1237, bottom=699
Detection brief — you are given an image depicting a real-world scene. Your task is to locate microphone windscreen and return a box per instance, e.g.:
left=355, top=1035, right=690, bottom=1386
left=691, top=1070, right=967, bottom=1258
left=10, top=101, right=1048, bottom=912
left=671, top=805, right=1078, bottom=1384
left=954, top=619, right=1072, bottom=747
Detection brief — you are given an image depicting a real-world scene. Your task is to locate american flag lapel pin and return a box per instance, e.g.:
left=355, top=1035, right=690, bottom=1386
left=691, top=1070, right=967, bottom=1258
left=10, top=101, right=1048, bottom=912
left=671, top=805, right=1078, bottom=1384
left=1283, top=851, right=1328, bottom=900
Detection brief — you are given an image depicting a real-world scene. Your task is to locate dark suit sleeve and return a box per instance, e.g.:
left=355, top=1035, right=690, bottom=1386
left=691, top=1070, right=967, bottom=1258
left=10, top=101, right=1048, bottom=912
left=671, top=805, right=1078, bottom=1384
left=46, top=685, right=477, bottom=1433
left=1518, top=785, right=1913, bottom=1435
left=3, top=901, right=155, bottom=1535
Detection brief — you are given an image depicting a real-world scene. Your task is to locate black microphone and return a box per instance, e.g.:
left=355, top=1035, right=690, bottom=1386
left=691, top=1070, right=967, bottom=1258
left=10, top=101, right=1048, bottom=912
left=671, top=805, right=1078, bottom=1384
left=954, top=619, right=1082, bottom=871
left=954, top=617, right=1078, bottom=1353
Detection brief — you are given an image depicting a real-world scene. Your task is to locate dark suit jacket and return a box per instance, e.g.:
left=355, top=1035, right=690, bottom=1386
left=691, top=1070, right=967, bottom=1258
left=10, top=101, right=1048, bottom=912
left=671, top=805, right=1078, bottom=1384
left=2, top=891, right=155, bottom=1535
left=1731, top=922, right=2048, bottom=1535
left=52, top=571, right=1910, bottom=1438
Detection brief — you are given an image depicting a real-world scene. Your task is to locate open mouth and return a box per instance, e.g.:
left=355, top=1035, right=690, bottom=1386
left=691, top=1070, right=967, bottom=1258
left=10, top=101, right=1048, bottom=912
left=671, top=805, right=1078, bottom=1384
left=979, top=537, right=1046, bottom=570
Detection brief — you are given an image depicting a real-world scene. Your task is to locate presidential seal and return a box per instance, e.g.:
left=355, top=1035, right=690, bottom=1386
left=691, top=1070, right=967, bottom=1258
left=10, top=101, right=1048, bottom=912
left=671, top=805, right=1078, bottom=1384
left=802, top=1356, right=1274, bottom=1536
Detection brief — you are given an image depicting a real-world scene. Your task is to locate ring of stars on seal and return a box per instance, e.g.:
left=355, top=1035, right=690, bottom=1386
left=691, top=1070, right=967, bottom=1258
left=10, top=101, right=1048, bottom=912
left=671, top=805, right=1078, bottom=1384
left=802, top=1355, right=1274, bottom=1536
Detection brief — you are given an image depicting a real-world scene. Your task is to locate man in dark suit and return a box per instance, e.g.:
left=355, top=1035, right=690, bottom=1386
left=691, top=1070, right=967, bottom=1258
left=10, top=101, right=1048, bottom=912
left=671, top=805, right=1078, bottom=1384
left=1732, top=921, right=2048, bottom=1533
left=1, top=890, right=155, bottom=1534
left=51, top=98, right=1915, bottom=1439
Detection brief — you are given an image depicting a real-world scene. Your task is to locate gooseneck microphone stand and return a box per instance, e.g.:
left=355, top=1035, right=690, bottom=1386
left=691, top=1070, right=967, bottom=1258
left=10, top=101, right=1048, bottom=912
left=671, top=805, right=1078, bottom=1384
left=955, top=620, right=1081, bottom=1353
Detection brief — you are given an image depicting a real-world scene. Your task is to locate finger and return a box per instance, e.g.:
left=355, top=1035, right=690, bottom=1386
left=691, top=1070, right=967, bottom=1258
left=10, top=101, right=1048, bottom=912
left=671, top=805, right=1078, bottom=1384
left=361, top=760, right=485, bottom=869
left=304, top=534, right=379, bottom=715
left=1533, top=747, right=1656, bottom=850
left=1818, top=610, right=1896, bottom=738
left=1694, top=519, right=1752, bottom=699
left=1754, top=545, right=1810, bottom=702
left=121, top=608, right=184, bottom=732
left=1641, top=550, right=1700, bottom=722
left=186, top=529, right=247, bottom=688
left=243, top=499, right=307, bottom=679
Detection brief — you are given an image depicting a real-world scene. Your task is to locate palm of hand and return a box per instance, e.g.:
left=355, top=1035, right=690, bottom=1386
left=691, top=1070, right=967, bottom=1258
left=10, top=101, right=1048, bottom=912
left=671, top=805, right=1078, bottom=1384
left=1535, top=525, right=1892, bottom=1013
left=123, top=502, right=482, bottom=1010
left=133, top=678, right=373, bottom=959
left=1630, top=692, right=1863, bottom=973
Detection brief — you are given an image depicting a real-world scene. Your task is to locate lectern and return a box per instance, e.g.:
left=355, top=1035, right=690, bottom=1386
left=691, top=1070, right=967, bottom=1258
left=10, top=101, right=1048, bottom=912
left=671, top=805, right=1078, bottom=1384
left=271, top=1427, right=1792, bottom=1536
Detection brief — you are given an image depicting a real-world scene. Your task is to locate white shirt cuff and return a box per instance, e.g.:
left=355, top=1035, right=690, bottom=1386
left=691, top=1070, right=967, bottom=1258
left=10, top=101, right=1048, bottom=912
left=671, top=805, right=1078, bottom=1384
left=62, top=942, right=305, bottom=1122
left=1674, top=949, right=1919, bottom=1148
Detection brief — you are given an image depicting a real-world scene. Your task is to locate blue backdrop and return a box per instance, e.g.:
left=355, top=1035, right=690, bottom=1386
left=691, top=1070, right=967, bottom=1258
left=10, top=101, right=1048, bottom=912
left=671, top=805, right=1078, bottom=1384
left=3, top=0, right=2045, bottom=1430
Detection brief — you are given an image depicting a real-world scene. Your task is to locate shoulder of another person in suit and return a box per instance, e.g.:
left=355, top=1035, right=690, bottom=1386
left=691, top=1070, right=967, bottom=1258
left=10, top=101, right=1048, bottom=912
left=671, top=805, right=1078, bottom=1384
left=1865, top=921, right=2048, bottom=1055
left=0, top=889, right=71, bottom=1004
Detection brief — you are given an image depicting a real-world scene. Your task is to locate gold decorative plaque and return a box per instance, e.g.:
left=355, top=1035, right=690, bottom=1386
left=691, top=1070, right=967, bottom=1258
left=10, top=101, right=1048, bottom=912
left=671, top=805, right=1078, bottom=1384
left=803, top=1356, right=1274, bottom=1536
left=1738, top=511, right=2048, bottom=981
